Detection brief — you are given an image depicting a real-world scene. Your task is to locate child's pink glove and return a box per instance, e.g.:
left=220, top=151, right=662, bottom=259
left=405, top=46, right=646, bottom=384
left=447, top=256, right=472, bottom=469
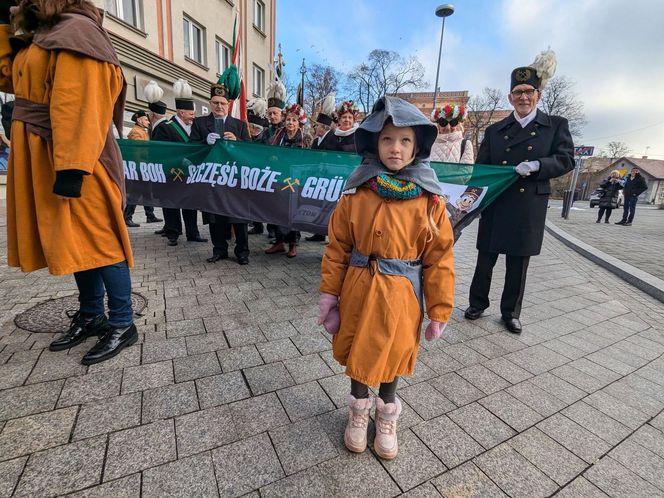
left=318, top=293, right=340, bottom=335
left=425, top=321, right=447, bottom=341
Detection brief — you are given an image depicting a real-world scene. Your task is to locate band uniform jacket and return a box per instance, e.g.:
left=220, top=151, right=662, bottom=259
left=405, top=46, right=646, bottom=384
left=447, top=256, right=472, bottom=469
left=476, top=110, right=574, bottom=256
left=190, top=114, right=250, bottom=224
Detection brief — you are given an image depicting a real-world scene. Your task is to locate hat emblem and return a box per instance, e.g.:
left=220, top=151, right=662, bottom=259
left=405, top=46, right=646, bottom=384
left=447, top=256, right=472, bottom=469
left=515, top=68, right=532, bottom=82
left=213, top=85, right=227, bottom=97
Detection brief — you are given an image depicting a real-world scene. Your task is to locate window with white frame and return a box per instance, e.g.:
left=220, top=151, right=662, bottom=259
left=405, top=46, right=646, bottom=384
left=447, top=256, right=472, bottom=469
left=253, top=65, right=265, bottom=97
left=254, top=0, right=265, bottom=32
left=183, top=16, right=205, bottom=65
left=215, top=39, right=232, bottom=75
left=105, top=0, right=143, bottom=29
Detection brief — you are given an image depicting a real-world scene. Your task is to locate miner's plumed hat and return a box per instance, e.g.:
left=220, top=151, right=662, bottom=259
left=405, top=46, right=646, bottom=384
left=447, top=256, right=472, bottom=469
left=211, top=64, right=241, bottom=100
left=511, top=48, right=557, bottom=91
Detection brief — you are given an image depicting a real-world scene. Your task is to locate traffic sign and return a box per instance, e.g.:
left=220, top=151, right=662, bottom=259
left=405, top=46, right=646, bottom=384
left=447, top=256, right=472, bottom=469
left=574, top=146, right=595, bottom=156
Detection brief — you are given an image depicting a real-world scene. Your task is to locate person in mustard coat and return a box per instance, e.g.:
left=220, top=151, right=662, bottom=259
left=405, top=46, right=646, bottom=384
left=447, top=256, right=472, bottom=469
left=0, top=0, right=137, bottom=365
left=318, top=96, right=455, bottom=460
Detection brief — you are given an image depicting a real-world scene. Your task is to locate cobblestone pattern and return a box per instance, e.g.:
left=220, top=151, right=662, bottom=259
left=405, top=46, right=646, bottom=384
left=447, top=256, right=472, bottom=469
left=549, top=200, right=664, bottom=280
left=1, top=208, right=664, bottom=497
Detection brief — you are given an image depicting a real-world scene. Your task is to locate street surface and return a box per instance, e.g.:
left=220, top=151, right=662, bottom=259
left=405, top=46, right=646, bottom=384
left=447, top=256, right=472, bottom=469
left=1, top=208, right=664, bottom=497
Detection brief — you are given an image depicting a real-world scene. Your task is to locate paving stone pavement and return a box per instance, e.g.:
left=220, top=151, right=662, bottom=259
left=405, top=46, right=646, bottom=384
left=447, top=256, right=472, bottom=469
left=1, top=208, right=664, bottom=497
left=548, top=200, right=664, bottom=280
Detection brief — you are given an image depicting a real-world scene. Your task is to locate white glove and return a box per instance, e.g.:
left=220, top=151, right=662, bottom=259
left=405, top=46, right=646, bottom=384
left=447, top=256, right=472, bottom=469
left=515, top=160, right=540, bottom=176
left=207, top=133, right=221, bottom=145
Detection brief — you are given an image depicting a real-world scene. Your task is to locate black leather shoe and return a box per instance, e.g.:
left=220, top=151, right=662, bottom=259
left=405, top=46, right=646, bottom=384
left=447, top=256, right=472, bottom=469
left=167, top=239, right=178, bottom=246
left=154, top=227, right=166, bottom=235
left=614, top=221, right=625, bottom=225
left=146, top=215, right=162, bottom=223
left=81, top=324, right=138, bottom=365
left=464, top=306, right=484, bottom=320
left=125, top=218, right=140, bottom=227
left=237, top=257, right=249, bottom=265
left=187, top=235, right=208, bottom=243
left=623, top=222, right=632, bottom=226
left=248, top=227, right=263, bottom=235
left=305, top=234, right=326, bottom=242
left=49, top=312, right=108, bottom=352
left=501, top=316, right=522, bottom=334
left=206, top=253, right=228, bottom=263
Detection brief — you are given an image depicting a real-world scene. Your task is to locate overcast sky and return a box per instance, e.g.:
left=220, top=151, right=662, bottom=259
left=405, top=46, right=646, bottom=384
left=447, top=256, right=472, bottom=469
left=277, top=0, right=664, bottom=159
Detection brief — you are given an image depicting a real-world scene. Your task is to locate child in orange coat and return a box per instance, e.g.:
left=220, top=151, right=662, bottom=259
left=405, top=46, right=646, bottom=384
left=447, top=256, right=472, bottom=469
left=318, top=96, right=455, bottom=459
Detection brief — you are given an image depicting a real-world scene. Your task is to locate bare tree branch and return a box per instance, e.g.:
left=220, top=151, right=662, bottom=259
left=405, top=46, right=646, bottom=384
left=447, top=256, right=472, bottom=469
left=538, top=76, right=587, bottom=138
left=465, top=87, right=507, bottom=151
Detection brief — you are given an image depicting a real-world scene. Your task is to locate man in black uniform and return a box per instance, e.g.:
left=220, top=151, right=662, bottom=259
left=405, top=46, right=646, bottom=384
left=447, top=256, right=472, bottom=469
left=152, top=95, right=207, bottom=246
left=190, top=73, right=251, bottom=265
left=464, top=51, right=574, bottom=333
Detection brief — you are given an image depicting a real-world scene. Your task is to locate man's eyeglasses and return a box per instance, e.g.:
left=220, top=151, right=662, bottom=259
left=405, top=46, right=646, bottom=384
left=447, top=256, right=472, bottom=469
left=511, top=89, right=537, bottom=98
left=437, top=118, right=459, bottom=128
left=210, top=101, right=228, bottom=107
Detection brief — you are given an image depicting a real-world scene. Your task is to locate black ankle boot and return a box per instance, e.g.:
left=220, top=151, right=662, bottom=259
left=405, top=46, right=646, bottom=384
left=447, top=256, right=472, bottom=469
left=81, top=323, right=138, bottom=365
left=49, top=312, right=108, bottom=352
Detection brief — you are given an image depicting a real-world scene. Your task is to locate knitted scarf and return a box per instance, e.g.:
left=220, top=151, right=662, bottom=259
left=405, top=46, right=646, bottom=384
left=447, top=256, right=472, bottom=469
left=365, top=174, right=423, bottom=200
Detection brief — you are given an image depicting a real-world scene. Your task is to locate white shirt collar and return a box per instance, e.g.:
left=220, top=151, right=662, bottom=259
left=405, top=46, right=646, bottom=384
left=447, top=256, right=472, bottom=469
left=317, top=130, right=330, bottom=145
left=174, top=115, right=192, bottom=135
left=513, top=108, right=537, bottom=128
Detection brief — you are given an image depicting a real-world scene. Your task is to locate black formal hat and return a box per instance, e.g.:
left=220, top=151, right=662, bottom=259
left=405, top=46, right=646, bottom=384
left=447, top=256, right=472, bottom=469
left=131, top=110, right=147, bottom=122
left=173, top=79, right=195, bottom=111
left=510, top=67, right=540, bottom=91
left=147, top=101, right=167, bottom=114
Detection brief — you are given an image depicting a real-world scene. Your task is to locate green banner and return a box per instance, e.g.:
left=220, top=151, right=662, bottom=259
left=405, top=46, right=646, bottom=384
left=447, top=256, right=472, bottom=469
left=119, top=139, right=517, bottom=236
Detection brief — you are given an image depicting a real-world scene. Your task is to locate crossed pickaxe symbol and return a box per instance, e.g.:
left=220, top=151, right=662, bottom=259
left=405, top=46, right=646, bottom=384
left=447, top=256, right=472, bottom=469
left=170, top=168, right=184, bottom=182
left=281, top=177, right=300, bottom=192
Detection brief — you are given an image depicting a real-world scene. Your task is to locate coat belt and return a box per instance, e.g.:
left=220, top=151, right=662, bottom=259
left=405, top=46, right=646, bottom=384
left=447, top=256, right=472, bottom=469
left=349, top=248, right=424, bottom=311
left=11, top=97, right=127, bottom=205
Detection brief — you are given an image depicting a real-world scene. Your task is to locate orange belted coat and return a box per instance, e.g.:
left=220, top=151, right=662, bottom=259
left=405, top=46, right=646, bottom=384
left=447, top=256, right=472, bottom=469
left=320, top=187, right=455, bottom=386
left=0, top=23, right=132, bottom=275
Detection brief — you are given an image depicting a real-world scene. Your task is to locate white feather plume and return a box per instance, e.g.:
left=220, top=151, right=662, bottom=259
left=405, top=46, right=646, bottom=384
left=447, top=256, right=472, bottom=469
left=320, top=93, right=336, bottom=115
left=266, top=80, right=286, bottom=101
left=144, top=80, right=164, bottom=103
left=173, top=79, right=193, bottom=99
left=247, top=98, right=268, bottom=118
left=530, top=48, right=557, bottom=89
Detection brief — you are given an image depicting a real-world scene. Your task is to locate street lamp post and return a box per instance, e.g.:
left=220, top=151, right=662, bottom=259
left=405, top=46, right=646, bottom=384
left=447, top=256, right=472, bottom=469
left=432, top=4, right=455, bottom=112
left=299, top=58, right=306, bottom=107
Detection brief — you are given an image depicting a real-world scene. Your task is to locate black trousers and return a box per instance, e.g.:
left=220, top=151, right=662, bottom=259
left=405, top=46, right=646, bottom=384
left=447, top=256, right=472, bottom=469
left=274, top=227, right=300, bottom=244
left=124, top=204, right=155, bottom=219
left=163, top=208, right=199, bottom=240
left=469, top=251, right=530, bottom=319
left=209, top=221, right=249, bottom=258
left=597, top=207, right=613, bottom=221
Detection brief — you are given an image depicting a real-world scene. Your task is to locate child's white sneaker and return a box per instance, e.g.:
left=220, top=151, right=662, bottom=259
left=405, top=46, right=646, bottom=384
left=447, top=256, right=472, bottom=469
left=374, top=397, right=402, bottom=460
left=344, top=395, right=374, bottom=453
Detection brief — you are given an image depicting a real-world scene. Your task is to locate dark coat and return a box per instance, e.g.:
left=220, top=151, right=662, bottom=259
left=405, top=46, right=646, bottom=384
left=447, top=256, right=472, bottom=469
left=190, top=113, right=250, bottom=144
left=255, top=123, right=282, bottom=144
left=189, top=113, right=250, bottom=224
left=598, top=177, right=623, bottom=209
left=151, top=118, right=189, bottom=143
left=317, top=129, right=357, bottom=152
left=622, top=172, right=647, bottom=199
left=475, top=110, right=574, bottom=256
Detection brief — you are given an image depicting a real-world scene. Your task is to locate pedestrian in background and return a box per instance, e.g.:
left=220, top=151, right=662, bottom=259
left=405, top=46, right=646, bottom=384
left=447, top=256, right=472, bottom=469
left=596, top=170, right=623, bottom=223
left=616, top=167, right=647, bottom=226
left=124, top=109, right=162, bottom=227
left=318, top=96, right=455, bottom=460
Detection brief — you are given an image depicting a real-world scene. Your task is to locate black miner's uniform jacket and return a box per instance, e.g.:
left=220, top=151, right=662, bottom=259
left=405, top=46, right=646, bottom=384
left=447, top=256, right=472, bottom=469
left=190, top=113, right=250, bottom=224
left=476, top=110, right=574, bottom=256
